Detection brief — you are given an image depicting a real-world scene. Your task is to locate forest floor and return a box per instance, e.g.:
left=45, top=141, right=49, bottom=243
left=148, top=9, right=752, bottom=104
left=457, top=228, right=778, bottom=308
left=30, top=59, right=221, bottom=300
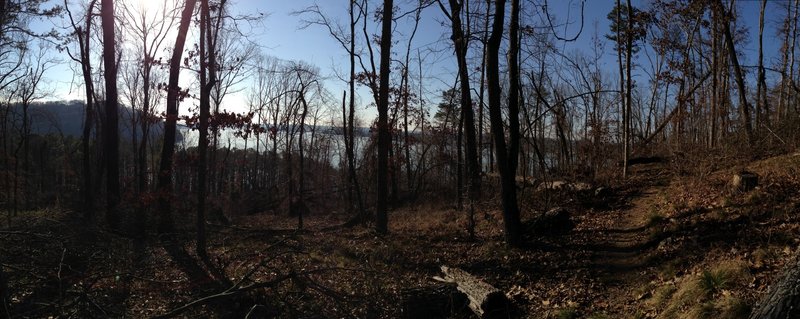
left=3, top=151, right=800, bottom=318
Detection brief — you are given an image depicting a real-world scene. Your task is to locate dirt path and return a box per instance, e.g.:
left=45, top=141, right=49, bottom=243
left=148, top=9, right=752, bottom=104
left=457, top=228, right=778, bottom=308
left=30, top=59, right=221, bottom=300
left=577, top=162, right=675, bottom=305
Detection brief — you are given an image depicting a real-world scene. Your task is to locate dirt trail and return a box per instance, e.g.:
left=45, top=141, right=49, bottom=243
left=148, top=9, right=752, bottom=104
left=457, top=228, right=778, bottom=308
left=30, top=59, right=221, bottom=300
left=585, top=162, right=673, bottom=276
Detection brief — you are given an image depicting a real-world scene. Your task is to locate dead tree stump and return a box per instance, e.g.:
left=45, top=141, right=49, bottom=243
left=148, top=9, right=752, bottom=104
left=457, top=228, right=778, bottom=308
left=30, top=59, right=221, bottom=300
left=750, top=252, right=800, bottom=319
left=733, top=171, right=758, bottom=192
left=434, top=266, right=508, bottom=318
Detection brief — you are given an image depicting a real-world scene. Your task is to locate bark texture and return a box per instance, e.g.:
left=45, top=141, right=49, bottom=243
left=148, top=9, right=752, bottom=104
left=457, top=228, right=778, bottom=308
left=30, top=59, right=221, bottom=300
left=435, top=266, right=507, bottom=318
left=750, top=252, right=800, bottom=319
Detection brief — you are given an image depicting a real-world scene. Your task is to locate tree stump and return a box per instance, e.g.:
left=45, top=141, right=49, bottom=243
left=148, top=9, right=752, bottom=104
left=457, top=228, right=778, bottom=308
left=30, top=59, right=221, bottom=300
left=733, top=171, right=758, bottom=192
left=749, top=251, right=800, bottom=319
left=433, top=266, right=508, bottom=318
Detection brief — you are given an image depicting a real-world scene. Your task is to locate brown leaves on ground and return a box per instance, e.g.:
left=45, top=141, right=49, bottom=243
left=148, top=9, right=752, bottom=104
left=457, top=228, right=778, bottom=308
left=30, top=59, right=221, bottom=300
left=2, top=153, right=800, bottom=318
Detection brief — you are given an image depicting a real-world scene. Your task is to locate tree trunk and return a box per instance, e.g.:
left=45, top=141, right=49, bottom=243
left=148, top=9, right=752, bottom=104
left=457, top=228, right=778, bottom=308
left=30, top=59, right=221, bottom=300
left=342, top=91, right=351, bottom=208
left=756, top=0, right=768, bottom=131
left=710, top=7, right=718, bottom=148
left=443, top=0, right=481, bottom=202
left=400, top=6, right=420, bottom=195
left=375, top=0, right=393, bottom=235
left=486, top=0, right=521, bottom=246
left=73, top=0, right=98, bottom=222
left=196, top=0, right=214, bottom=257
left=348, top=0, right=365, bottom=223
left=718, top=0, right=754, bottom=146
left=615, top=0, right=626, bottom=177
left=297, top=75, right=309, bottom=230
left=101, top=0, right=120, bottom=229
left=625, top=0, right=633, bottom=178
left=790, top=0, right=799, bottom=124
left=157, top=0, right=198, bottom=233
left=477, top=0, right=490, bottom=177
left=777, top=1, right=792, bottom=124
left=749, top=252, right=800, bottom=319
left=457, top=112, right=463, bottom=210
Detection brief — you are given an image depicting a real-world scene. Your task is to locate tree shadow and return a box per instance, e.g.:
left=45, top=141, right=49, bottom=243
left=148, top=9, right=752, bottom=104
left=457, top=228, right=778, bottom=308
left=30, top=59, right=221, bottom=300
left=159, top=239, right=224, bottom=293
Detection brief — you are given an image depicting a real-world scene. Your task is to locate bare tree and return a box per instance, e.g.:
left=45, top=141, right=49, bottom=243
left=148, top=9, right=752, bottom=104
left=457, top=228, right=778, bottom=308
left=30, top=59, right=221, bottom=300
left=100, top=0, right=120, bottom=229
left=10, top=45, right=51, bottom=217
left=756, top=0, right=768, bottom=131
left=376, top=0, right=394, bottom=235
left=296, top=1, right=368, bottom=222
left=716, top=0, right=753, bottom=146
left=156, top=0, right=198, bottom=233
left=486, top=0, right=522, bottom=246
left=64, top=0, right=98, bottom=221
left=292, top=64, right=319, bottom=230
left=624, top=0, right=633, bottom=178
left=195, top=0, right=213, bottom=257
left=120, top=0, right=176, bottom=236
left=438, top=0, right=481, bottom=237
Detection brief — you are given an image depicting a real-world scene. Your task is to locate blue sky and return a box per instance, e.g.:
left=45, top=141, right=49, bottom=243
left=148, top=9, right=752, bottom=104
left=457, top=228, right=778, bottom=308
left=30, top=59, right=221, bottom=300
left=28, top=0, right=792, bottom=121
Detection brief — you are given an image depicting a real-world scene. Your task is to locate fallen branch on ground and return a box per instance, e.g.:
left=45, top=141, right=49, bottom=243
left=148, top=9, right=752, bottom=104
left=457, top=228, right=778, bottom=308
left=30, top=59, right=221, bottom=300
left=433, top=265, right=508, bottom=318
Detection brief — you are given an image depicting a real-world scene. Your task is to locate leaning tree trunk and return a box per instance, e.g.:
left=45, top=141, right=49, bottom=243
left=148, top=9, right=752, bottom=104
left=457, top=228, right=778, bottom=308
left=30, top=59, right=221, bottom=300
left=156, top=0, right=198, bottom=233
left=719, top=0, right=754, bottom=145
left=749, top=252, right=800, bottom=319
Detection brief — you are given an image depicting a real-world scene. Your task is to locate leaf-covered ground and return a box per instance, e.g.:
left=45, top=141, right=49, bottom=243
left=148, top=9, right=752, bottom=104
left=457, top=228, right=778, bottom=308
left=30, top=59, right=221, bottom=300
left=2, top=152, right=800, bottom=318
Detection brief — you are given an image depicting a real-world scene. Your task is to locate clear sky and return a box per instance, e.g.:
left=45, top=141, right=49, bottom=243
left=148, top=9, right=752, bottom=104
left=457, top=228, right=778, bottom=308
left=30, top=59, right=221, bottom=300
left=28, top=0, right=791, bottom=122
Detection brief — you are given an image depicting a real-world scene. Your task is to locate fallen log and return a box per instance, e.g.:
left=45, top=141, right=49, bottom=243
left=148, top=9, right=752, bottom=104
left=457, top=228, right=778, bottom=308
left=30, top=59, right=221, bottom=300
left=433, top=266, right=508, bottom=318
left=749, top=251, right=800, bottom=319
left=616, top=156, right=666, bottom=167
left=535, top=181, right=592, bottom=192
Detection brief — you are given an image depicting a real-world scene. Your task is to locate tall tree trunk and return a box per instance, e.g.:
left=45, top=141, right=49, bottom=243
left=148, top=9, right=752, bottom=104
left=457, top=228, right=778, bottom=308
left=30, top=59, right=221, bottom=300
left=442, top=0, right=481, bottom=203
left=477, top=0, right=490, bottom=176
left=73, top=0, right=98, bottom=222
left=487, top=0, right=522, bottom=246
left=457, top=111, right=464, bottom=210
left=101, top=0, right=120, bottom=230
left=790, top=0, right=799, bottom=124
left=347, top=0, right=365, bottom=223
left=625, top=0, right=633, bottom=177
left=196, top=0, right=214, bottom=257
left=342, top=91, right=351, bottom=208
left=719, top=0, right=754, bottom=145
left=777, top=1, right=792, bottom=124
left=157, top=0, right=198, bottom=233
left=375, top=0, right=393, bottom=235
left=298, top=83, right=309, bottom=230
left=710, top=6, right=718, bottom=148
left=615, top=0, right=627, bottom=178
left=756, top=0, right=768, bottom=131
left=416, top=48, right=426, bottom=195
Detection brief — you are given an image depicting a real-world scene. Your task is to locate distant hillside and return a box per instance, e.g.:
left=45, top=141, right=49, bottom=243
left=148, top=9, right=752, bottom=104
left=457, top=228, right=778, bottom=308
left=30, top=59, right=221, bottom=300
left=6, top=100, right=181, bottom=142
